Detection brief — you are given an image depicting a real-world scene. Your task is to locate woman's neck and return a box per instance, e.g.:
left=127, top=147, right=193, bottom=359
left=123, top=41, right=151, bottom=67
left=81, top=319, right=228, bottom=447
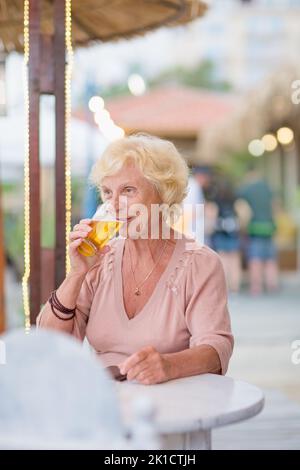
left=126, top=221, right=177, bottom=259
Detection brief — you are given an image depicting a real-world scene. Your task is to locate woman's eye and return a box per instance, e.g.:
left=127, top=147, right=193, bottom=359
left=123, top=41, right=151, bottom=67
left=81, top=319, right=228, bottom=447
left=122, top=187, right=135, bottom=194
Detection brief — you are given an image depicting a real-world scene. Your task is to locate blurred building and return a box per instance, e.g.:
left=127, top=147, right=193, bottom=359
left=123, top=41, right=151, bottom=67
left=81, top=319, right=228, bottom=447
left=77, top=85, right=238, bottom=165
left=182, top=0, right=300, bottom=91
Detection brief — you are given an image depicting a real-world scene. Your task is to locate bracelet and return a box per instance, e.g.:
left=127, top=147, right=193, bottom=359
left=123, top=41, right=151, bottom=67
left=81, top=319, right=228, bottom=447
left=49, top=290, right=76, bottom=321
left=50, top=290, right=75, bottom=313
left=50, top=304, right=75, bottom=321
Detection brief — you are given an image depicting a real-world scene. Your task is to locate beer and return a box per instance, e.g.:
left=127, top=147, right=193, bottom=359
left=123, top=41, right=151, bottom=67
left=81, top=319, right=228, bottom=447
left=77, top=203, right=122, bottom=257
left=78, top=220, right=122, bottom=257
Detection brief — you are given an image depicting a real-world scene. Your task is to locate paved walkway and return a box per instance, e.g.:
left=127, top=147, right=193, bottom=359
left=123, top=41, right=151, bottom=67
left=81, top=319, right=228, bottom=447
left=227, top=282, right=300, bottom=404
left=214, top=389, right=300, bottom=450
left=216, top=277, right=300, bottom=449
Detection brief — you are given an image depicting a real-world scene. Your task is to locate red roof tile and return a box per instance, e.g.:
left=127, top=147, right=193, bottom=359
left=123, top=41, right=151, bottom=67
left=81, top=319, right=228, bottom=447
left=105, top=85, right=238, bottom=138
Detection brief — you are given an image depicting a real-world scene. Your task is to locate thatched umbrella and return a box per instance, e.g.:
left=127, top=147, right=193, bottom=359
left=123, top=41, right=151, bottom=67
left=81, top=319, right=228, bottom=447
left=0, top=0, right=207, bottom=325
left=0, top=0, right=207, bottom=52
left=198, top=64, right=300, bottom=165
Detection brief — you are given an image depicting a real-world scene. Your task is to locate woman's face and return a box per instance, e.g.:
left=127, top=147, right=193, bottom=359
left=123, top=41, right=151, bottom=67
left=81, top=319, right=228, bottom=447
left=100, top=160, right=162, bottom=234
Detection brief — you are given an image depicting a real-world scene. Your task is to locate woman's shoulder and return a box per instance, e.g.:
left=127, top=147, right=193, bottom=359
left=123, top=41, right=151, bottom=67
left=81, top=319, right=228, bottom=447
left=175, top=239, right=226, bottom=298
left=181, top=238, right=224, bottom=278
left=183, top=238, right=221, bottom=262
left=165, top=237, right=223, bottom=294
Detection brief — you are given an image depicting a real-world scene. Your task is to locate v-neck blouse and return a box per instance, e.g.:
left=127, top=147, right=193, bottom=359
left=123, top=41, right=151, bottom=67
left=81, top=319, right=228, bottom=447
left=116, top=235, right=184, bottom=324
left=39, top=236, right=234, bottom=375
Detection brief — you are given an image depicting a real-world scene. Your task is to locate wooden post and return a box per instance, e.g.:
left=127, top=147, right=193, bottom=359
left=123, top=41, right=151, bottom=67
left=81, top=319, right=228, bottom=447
left=28, top=0, right=67, bottom=323
left=54, top=0, right=67, bottom=288
left=28, top=0, right=41, bottom=324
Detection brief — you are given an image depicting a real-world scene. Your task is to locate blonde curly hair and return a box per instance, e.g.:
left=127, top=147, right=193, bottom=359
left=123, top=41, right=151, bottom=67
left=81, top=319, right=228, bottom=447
left=90, top=133, right=189, bottom=207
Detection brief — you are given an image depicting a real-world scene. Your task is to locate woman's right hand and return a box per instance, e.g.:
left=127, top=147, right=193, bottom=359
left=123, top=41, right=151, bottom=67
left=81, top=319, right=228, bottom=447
left=68, top=219, right=110, bottom=275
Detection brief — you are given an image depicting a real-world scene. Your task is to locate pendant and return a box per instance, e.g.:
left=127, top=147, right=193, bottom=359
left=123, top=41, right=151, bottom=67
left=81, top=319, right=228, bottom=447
left=134, top=287, right=141, bottom=296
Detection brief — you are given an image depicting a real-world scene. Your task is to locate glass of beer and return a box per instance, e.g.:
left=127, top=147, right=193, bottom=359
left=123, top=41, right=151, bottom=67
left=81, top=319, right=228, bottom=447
left=78, top=204, right=122, bottom=257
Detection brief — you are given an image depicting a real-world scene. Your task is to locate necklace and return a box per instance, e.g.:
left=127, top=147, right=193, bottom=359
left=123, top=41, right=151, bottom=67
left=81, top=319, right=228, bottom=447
left=128, top=239, right=168, bottom=296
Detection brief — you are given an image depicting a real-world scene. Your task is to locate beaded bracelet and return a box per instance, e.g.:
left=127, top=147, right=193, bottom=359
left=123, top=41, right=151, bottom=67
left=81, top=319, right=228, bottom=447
left=49, top=290, right=76, bottom=321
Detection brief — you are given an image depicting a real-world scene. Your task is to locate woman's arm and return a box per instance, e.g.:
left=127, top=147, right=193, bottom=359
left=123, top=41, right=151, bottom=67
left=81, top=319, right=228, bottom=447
left=37, top=270, right=87, bottom=334
left=120, top=247, right=233, bottom=384
left=119, top=344, right=221, bottom=384
left=37, top=217, right=110, bottom=337
left=184, top=247, right=234, bottom=375
left=164, top=344, right=221, bottom=379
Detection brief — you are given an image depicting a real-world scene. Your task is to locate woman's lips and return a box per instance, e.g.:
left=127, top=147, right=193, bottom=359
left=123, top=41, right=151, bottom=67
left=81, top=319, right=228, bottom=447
left=116, top=216, right=134, bottom=222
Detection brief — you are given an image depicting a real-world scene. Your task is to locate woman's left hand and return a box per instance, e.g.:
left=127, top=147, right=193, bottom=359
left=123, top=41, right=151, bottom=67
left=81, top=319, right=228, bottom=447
left=119, top=346, right=175, bottom=385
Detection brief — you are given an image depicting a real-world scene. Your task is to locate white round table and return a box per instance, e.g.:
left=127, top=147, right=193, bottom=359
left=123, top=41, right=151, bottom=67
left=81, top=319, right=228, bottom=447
left=115, top=373, right=264, bottom=450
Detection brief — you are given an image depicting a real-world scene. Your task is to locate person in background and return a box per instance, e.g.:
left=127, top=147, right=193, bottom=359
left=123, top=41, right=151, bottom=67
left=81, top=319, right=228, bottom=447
left=211, top=178, right=241, bottom=293
left=192, top=165, right=216, bottom=247
left=237, top=165, right=279, bottom=295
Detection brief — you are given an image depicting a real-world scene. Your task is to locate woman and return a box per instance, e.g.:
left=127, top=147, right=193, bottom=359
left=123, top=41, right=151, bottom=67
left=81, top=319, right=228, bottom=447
left=37, top=134, right=233, bottom=384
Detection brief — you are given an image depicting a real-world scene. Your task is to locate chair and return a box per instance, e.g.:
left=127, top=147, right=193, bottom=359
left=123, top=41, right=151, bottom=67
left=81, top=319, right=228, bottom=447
left=0, top=328, right=159, bottom=449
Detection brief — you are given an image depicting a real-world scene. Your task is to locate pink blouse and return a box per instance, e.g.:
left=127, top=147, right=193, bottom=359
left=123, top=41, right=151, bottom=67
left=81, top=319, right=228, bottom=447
left=38, top=235, right=234, bottom=374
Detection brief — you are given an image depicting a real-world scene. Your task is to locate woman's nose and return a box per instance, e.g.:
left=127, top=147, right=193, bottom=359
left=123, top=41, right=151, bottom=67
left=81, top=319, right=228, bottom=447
left=107, top=194, right=127, bottom=217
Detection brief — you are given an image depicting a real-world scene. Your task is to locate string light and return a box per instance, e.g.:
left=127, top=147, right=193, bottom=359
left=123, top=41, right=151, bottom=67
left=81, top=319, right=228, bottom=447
left=90, top=101, right=125, bottom=141
left=248, top=139, right=265, bottom=157
left=128, top=74, right=146, bottom=96
left=22, top=1, right=73, bottom=329
left=65, top=0, right=73, bottom=274
left=22, top=0, right=31, bottom=332
left=277, top=127, right=294, bottom=146
left=88, top=96, right=104, bottom=112
left=262, top=134, right=278, bottom=152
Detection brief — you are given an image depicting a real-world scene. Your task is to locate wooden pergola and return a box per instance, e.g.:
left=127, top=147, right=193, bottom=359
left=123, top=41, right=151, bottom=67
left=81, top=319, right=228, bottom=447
left=0, top=0, right=207, bottom=328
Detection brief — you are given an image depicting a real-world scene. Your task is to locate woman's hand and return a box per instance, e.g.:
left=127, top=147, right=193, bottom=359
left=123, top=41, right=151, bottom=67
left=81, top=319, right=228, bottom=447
left=119, top=346, right=176, bottom=385
left=68, top=218, right=110, bottom=275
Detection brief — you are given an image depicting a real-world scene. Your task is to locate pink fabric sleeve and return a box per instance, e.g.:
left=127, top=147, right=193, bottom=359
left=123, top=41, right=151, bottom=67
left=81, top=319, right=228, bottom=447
left=71, top=273, right=94, bottom=341
left=72, top=261, right=105, bottom=340
left=185, top=247, right=234, bottom=375
left=36, top=262, right=101, bottom=341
